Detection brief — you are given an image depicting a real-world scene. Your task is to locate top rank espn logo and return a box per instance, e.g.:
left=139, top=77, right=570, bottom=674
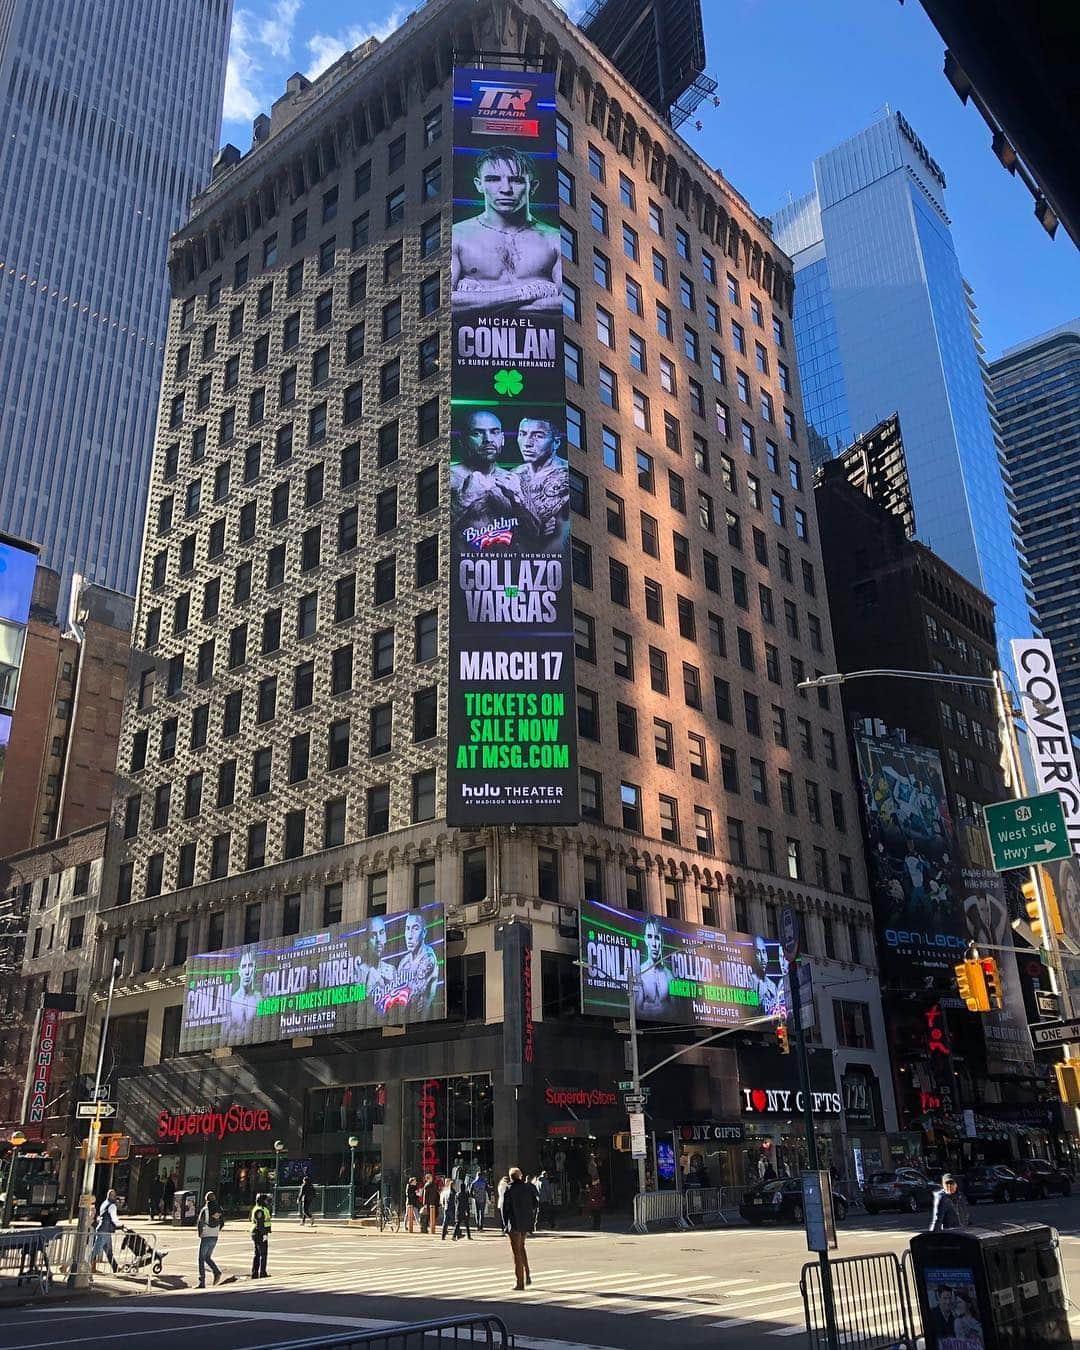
left=472, top=83, right=539, bottom=138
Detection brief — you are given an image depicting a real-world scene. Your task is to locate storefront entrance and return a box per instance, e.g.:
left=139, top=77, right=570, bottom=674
left=402, top=1074, right=494, bottom=1187
left=219, top=1154, right=277, bottom=1214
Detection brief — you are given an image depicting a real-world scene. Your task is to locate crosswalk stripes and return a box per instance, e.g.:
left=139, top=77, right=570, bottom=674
left=246, top=1256, right=811, bottom=1332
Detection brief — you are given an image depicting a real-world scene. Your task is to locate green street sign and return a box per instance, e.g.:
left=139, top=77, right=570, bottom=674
left=983, top=792, right=1073, bottom=872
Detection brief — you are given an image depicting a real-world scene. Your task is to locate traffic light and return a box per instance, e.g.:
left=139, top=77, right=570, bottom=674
left=776, top=1021, right=790, bottom=1055
left=1054, top=1061, right=1080, bottom=1106
left=954, top=958, right=989, bottom=1012
left=980, top=958, right=1003, bottom=1011
left=1022, top=872, right=1064, bottom=942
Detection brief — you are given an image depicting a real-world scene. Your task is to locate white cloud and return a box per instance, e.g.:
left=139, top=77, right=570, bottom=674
left=223, top=0, right=302, bottom=126
left=304, top=6, right=412, bottom=79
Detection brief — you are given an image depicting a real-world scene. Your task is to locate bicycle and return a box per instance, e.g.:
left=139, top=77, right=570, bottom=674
left=357, top=1191, right=400, bottom=1231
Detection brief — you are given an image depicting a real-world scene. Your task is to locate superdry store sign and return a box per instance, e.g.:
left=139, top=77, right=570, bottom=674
left=157, top=1105, right=272, bottom=1143
left=446, top=65, right=578, bottom=826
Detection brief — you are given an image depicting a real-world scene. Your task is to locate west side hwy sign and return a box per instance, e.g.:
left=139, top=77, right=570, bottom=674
left=983, top=792, right=1072, bottom=872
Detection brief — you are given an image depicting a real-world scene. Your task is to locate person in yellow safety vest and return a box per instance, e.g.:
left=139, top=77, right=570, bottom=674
left=249, top=1192, right=272, bottom=1279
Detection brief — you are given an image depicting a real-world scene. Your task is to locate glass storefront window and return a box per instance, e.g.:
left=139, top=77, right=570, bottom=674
left=403, top=1074, right=493, bottom=1182
left=305, top=1082, right=385, bottom=1197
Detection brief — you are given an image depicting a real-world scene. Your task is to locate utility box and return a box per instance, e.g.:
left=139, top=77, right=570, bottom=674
left=909, top=1224, right=1070, bottom=1348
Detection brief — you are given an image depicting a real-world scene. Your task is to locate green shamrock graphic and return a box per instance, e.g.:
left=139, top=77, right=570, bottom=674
left=493, top=367, right=524, bottom=397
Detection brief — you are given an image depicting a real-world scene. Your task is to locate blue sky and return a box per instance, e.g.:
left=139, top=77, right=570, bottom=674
left=222, top=0, right=1080, bottom=359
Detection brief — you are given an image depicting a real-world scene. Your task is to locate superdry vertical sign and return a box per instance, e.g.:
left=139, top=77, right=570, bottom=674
left=447, top=67, right=579, bottom=825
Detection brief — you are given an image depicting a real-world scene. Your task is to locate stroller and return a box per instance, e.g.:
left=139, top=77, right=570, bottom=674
left=118, top=1229, right=168, bottom=1277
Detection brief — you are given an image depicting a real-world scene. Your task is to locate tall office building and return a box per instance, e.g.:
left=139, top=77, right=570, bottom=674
left=55, top=0, right=893, bottom=1211
left=990, top=319, right=1080, bottom=738
left=771, top=111, right=1035, bottom=660
left=0, top=0, right=233, bottom=596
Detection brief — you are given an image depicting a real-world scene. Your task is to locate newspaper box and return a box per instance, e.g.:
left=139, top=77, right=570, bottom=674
left=172, top=1189, right=198, bottom=1226
left=909, top=1223, right=1070, bottom=1348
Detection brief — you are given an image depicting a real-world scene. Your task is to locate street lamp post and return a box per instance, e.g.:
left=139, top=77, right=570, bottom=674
left=69, top=956, right=120, bottom=1289
left=347, top=1135, right=359, bottom=1219
left=626, top=969, right=647, bottom=1199
left=272, top=1140, right=286, bottom=1218
left=1, top=1130, right=27, bottom=1228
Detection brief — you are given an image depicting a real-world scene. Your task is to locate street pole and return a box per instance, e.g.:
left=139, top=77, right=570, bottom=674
left=69, top=956, right=120, bottom=1288
left=788, top=960, right=839, bottom=1350
left=2, top=1131, right=27, bottom=1228
left=347, top=1137, right=358, bottom=1218
left=626, top=969, right=647, bottom=1198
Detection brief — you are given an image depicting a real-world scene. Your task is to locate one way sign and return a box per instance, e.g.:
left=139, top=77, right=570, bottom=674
left=76, top=1100, right=118, bottom=1119
left=1030, top=1019, right=1080, bottom=1049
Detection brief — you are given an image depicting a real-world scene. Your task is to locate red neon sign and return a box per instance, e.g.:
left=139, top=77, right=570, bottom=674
left=26, top=1006, right=59, bottom=1128
left=157, top=1105, right=271, bottom=1142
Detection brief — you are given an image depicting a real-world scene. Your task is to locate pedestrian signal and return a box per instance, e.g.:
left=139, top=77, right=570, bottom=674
left=1054, top=1061, right=1080, bottom=1106
left=1022, top=873, right=1065, bottom=942
left=612, top=1131, right=631, bottom=1152
left=776, top=1022, right=790, bottom=1054
left=980, top=957, right=1003, bottom=1011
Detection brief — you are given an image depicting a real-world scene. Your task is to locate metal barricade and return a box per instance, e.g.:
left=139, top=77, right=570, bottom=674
left=631, top=1189, right=685, bottom=1233
left=801, top=1252, right=920, bottom=1350
left=243, top=1313, right=511, bottom=1350
left=0, top=1225, right=92, bottom=1295
left=682, top=1187, right=727, bottom=1226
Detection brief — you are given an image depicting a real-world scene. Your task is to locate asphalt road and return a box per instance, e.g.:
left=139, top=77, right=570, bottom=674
left=2, top=1196, right=1079, bottom=1350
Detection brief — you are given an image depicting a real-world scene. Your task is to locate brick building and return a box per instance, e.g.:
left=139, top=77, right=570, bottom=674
left=70, top=0, right=894, bottom=1213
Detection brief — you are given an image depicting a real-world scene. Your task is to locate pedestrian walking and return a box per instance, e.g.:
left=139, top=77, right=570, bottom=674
left=298, top=1175, right=315, bottom=1226
left=536, top=1171, right=556, bottom=1230
left=929, top=1174, right=968, bottom=1231
left=250, top=1192, right=272, bottom=1278
left=404, top=1177, right=422, bottom=1233
left=441, top=1180, right=473, bottom=1240
left=163, top=1172, right=176, bottom=1221
left=423, top=1172, right=440, bottom=1236
left=470, top=1172, right=489, bottom=1232
left=496, top=1174, right=510, bottom=1210
left=500, top=1166, right=539, bottom=1291
left=584, top=1177, right=604, bottom=1229
left=196, top=1191, right=224, bottom=1288
left=90, top=1188, right=124, bottom=1273
left=148, top=1173, right=164, bottom=1221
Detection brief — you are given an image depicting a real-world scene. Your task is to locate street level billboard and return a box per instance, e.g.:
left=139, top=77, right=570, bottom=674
left=446, top=65, right=578, bottom=826
left=579, top=898, right=788, bottom=1026
left=854, top=735, right=966, bottom=980
left=961, top=866, right=1034, bottom=1076
left=178, top=904, right=445, bottom=1053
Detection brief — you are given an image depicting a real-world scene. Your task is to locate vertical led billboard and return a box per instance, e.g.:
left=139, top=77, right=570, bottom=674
left=854, top=735, right=967, bottom=980
left=446, top=66, right=578, bottom=826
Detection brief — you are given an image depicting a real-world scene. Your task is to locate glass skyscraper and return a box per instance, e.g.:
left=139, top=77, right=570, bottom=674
left=772, top=112, right=1035, bottom=656
left=0, top=0, right=232, bottom=596
left=991, top=320, right=1080, bottom=737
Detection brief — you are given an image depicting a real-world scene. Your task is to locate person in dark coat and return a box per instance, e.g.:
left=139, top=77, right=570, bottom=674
left=298, top=1175, right=315, bottom=1226
left=148, top=1174, right=164, bottom=1221
left=163, top=1172, right=176, bottom=1220
left=441, top=1180, right=472, bottom=1240
left=422, top=1173, right=440, bottom=1236
left=929, top=1174, right=967, bottom=1230
left=500, top=1167, right=540, bottom=1291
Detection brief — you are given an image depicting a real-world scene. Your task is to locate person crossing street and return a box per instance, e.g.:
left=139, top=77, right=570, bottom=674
left=196, top=1191, right=224, bottom=1288
left=500, top=1167, right=539, bottom=1291
left=250, top=1192, right=272, bottom=1278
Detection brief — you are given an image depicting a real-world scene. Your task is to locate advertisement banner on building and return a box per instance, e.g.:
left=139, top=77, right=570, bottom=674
left=1011, top=638, right=1080, bottom=856
left=178, top=904, right=445, bottom=1053
left=960, top=866, right=1034, bottom=1075
left=579, top=898, right=788, bottom=1027
left=854, top=735, right=967, bottom=980
left=446, top=65, right=578, bottom=826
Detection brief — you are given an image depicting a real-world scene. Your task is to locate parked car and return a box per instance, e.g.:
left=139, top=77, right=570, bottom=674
left=862, top=1168, right=937, bottom=1215
left=1013, top=1158, right=1072, bottom=1198
left=960, top=1165, right=1034, bottom=1204
left=739, top=1176, right=849, bottom=1225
